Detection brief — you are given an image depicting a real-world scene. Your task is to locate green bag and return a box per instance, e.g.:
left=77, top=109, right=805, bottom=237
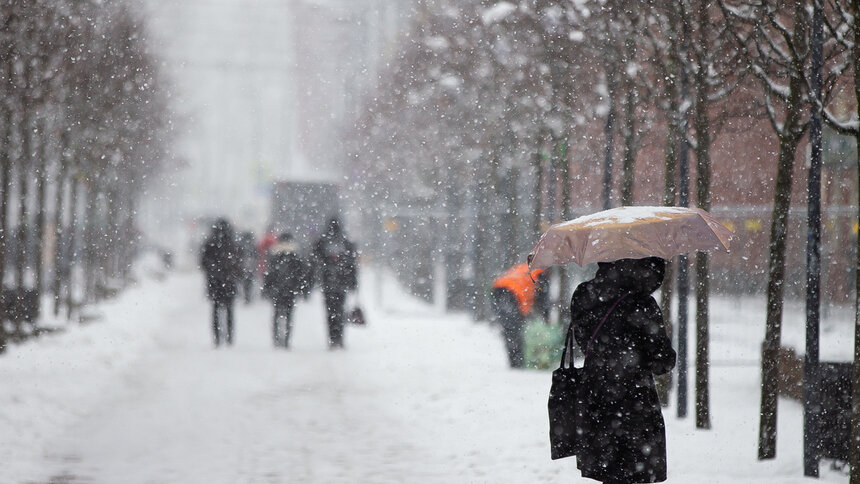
left=523, top=316, right=566, bottom=370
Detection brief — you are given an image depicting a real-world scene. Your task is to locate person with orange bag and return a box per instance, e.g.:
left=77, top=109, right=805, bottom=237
left=491, top=263, right=550, bottom=368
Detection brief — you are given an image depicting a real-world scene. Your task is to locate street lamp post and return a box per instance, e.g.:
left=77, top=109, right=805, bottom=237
left=803, top=0, right=824, bottom=477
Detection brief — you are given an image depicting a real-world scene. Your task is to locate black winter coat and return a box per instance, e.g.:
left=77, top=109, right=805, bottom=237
left=571, top=258, right=676, bottom=483
left=263, top=245, right=309, bottom=306
left=312, top=232, right=357, bottom=294
left=200, top=231, right=240, bottom=303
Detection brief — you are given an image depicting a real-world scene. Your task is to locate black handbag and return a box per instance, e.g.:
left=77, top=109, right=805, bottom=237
left=347, top=306, right=366, bottom=326
left=548, top=327, right=586, bottom=460
left=548, top=293, right=630, bottom=460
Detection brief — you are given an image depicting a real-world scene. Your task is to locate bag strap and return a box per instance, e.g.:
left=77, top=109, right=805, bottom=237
left=559, top=292, right=631, bottom=369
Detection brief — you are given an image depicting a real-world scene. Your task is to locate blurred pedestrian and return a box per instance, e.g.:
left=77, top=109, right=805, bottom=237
left=570, top=257, right=675, bottom=484
left=236, top=231, right=257, bottom=304
left=263, top=233, right=309, bottom=348
left=200, top=218, right=241, bottom=347
left=311, top=217, right=357, bottom=349
left=491, top=263, right=549, bottom=368
left=257, top=224, right=278, bottom=277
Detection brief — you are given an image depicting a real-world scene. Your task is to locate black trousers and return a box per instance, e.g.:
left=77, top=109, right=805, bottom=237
left=242, top=276, right=254, bottom=304
left=272, top=299, right=295, bottom=347
left=497, top=309, right=525, bottom=368
left=212, top=299, right=234, bottom=346
left=323, top=289, right=346, bottom=347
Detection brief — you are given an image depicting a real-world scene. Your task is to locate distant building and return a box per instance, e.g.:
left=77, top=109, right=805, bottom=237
left=290, top=0, right=414, bottom=176
left=143, top=0, right=416, bottom=232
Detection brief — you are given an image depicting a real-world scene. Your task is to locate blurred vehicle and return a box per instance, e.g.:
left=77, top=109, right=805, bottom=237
left=270, top=181, right=341, bottom=253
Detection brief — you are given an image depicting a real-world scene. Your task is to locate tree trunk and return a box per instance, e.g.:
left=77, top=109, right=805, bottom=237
left=695, top=251, right=710, bottom=427
left=33, top=119, right=48, bottom=295
left=472, top=156, right=490, bottom=321
left=759, top=132, right=803, bottom=459
left=83, top=180, right=98, bottom=302
left=16, top=112, right=31, bottom=292
left=52, top=156, right=68, bottom=317
left=533, top=138, right=544, bottom=242
left=557, top=138, right=572, bottom=326
left=505, top=167, right=520, bottom=268
left=620, top=36, right=637, bottom=207
left=66, top=175, right=81, bottom=321
left=693, top=4, right=713, bottom=429
left=122, top=195, right=137, bottom=281
left=848, top=3, right=860, bottom=480
left=852, top=123, right=860, bottom=484
left=0, top=111, right=10, bottom=353
left=602, top=65, right=617, bottom=210
left=851, top=133, right=860, bottom=481
left=105, top=187, right=119, bottom=282
left=656, top=108, right=679, bottom=406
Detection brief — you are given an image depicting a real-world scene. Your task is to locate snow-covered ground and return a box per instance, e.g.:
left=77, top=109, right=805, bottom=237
left=0, top=266, right=852, bottom=483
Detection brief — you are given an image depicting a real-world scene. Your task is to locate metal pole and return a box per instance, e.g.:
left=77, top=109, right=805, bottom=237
left=677, top=61, right=691, bottom=419
left=444, top=166, right=457, bottom=311
left=804, top=0, right=824, bottom=477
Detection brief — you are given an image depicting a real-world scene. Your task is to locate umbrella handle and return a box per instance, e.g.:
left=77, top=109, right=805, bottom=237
left=526, top=254, right=538, bottom=284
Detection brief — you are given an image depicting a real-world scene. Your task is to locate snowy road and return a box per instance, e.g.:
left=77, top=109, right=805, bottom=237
left=3, top=269, right=852, bottom=483
left=26, top=271, right=566, bottom=483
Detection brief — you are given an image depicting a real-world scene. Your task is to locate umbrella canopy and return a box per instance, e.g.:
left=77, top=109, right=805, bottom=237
left=528, top=206, right=733, bottom=270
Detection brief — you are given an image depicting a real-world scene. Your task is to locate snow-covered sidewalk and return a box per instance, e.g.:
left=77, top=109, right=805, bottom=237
left=0, top=268, right=851, bottom=483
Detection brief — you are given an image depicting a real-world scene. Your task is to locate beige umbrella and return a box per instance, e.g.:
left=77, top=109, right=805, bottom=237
left=528, top=206, right=733, bottom=270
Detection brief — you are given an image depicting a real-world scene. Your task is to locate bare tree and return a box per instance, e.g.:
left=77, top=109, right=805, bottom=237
left=0, top=0, right=171, bottom=344
left=721, top=0, right=848, bottom=459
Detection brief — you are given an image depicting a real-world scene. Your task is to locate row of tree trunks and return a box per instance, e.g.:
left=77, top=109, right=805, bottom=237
left=0, top=1, right=168, bottom=352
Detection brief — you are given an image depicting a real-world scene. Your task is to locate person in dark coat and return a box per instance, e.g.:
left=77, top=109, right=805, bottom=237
left=257, top=225, right=277, bottom=277
left=491, top=263, right=549, bottom=368
left=199, top=218, right=241, bottom=347
left=571, top=257, right=676, bottom=484
left=311, top=217, right=357, bottom=349
left=236, top=231, right=258, bottom=304
left=263, top=233, right=309, bottom=348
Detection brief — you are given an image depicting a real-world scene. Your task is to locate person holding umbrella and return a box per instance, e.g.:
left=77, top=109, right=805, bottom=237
left=532, top=206, right=733, bottom=484
left=569, top=257, right=675, bottom=484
